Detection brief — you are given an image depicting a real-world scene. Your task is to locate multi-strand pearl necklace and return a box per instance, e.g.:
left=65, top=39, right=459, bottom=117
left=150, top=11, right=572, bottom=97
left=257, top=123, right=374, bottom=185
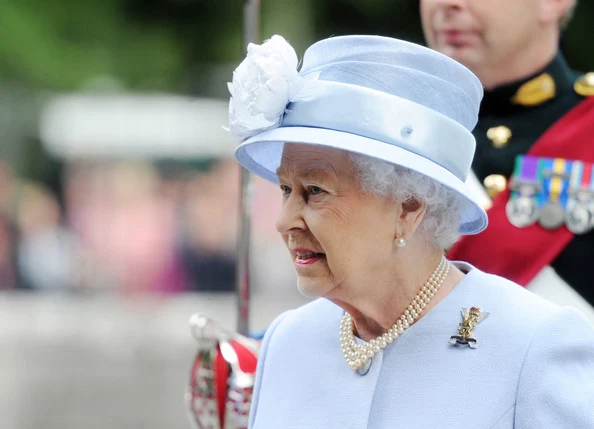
left=340, top=255, right=450, bottom=373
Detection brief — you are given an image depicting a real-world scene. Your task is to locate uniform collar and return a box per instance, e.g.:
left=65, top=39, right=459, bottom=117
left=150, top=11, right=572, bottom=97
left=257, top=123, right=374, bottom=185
left=479, top=53, right=575, bottom=117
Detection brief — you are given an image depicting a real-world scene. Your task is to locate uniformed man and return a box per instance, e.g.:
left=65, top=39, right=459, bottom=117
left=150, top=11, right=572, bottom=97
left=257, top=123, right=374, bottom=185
left=420, top=0, right=594, bottom=307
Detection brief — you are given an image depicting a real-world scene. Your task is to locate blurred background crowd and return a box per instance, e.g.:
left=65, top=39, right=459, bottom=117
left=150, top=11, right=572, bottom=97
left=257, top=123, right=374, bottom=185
left=1, top=0, right=594, bottom=428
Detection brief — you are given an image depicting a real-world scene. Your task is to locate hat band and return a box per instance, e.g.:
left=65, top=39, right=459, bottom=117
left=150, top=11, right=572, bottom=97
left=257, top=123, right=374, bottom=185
left=281, top=81, right=475, bottom=181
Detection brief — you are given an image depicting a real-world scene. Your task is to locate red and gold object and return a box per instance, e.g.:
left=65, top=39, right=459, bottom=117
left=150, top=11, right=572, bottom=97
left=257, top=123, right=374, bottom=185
left=186, top=315, right=260, bottom=429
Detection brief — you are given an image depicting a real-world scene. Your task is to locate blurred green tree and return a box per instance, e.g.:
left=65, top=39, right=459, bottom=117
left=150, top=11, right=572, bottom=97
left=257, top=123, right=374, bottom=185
left=0, top=0, right=184, bottom=90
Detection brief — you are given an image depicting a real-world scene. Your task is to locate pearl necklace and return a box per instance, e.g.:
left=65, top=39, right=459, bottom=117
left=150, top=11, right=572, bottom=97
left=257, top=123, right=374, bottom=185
left=340, top=255, right=450, bottom=372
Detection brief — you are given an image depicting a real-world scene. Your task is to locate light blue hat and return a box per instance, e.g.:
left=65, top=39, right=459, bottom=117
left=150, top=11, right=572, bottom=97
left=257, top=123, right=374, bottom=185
left=228, top=35, right=487, bottom=234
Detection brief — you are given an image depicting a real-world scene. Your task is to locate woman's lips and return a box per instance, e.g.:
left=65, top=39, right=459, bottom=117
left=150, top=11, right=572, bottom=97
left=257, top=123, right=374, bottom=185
left=293, top=249, right=325, bottom=266
left=295, top=255, right=323, bottom=265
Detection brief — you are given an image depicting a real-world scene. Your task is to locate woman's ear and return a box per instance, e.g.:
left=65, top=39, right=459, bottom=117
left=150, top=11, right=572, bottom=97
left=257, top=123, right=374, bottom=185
left=396, top=198, right=426, bottom=240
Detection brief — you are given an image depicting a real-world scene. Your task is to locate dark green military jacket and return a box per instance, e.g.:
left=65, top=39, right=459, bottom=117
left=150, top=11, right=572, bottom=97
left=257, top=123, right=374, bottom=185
left=472, top=53, right=594, bottom=304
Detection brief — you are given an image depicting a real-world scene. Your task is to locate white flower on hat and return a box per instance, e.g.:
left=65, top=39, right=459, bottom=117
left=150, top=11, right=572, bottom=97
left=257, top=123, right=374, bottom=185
left=228, top=35, right=307, bottom=140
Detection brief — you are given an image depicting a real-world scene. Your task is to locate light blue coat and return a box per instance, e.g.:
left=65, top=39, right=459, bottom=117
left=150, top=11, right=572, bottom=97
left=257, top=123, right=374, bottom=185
left=249, top=263, right=594, bottom=428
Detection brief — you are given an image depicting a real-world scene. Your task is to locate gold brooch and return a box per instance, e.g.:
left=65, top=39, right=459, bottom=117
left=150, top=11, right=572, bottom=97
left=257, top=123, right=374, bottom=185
left=449, top=307, right=489, bottom=349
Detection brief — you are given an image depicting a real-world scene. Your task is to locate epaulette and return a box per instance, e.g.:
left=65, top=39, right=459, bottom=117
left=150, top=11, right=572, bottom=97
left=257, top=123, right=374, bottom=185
left=574, top=72, right=594, bottom=97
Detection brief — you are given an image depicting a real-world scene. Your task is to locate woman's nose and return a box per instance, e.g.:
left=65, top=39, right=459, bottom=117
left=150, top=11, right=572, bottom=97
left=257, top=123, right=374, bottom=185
left=275, top=194, right=307, bottom=234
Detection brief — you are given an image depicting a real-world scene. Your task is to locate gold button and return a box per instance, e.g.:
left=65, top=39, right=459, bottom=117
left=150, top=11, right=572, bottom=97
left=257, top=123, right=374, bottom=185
left=483, top=174, right=507, bottom=199
left=487, top=126, right=512, bottom=148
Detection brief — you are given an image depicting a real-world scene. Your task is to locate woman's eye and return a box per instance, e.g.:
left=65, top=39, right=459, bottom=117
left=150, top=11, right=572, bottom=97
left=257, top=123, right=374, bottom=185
left=280, top=185, right=291, bottom=196
left=309, top=186, right=323, bottom=195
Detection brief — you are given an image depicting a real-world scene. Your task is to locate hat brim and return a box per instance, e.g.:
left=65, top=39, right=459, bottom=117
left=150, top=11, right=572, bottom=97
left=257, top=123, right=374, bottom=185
left=235, top=126, right=487, bottom=235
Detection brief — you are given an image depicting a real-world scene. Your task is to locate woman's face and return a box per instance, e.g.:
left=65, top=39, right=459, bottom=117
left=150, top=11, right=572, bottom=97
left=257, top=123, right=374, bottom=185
left=276, top=144, right=400, bottom=298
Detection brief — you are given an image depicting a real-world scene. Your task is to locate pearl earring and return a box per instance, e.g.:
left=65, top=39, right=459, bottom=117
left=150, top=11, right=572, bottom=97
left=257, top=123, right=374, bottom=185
left=396, top=235, right=406, bottom=248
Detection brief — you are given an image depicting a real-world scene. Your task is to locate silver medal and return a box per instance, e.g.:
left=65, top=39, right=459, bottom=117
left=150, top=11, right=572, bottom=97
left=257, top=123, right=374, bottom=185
left=539, top=202, right=565, bottom=230
left=566, top=200, right=593, bottom=234
left=565, top=198, right=594, bottom=234
left=506, top=195, right=538, bottom=228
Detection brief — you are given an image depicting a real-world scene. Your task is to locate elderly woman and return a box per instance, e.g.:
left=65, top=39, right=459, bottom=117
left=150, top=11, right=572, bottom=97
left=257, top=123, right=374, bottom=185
left=227, top=35, right=594, bottom=428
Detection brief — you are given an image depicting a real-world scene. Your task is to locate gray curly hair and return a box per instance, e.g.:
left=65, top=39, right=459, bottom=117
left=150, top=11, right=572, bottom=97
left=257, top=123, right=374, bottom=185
left=349, top=152, right=461, bottom=249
